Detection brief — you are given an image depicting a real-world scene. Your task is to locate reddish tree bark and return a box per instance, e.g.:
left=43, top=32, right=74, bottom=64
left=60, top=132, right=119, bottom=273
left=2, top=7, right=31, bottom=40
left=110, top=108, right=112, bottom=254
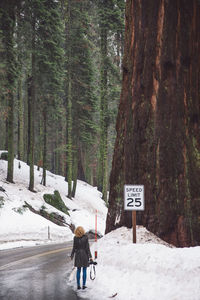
left=106, top=0, right=200, bottom=247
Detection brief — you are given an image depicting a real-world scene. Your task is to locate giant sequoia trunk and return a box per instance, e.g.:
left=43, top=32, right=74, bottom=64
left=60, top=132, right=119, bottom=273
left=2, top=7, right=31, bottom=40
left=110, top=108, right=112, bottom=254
left=106, top=0, right=200, bottom=247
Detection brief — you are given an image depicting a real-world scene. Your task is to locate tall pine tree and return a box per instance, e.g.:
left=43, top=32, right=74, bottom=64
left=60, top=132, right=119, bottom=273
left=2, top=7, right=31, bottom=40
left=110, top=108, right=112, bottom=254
left=63, top=0, right=96, bottom=198
left=97, top=0, right=125, bottom=202
left=0, top=0, right=19, bottom=183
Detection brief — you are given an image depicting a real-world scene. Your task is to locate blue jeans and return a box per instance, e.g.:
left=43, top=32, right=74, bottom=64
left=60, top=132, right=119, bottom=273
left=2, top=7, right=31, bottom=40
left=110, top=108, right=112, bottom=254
left=76, top=267, right=87, bottom=287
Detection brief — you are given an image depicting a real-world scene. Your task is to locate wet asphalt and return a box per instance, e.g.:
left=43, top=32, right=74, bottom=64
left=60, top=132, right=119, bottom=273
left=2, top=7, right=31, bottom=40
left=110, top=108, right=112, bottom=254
left=0, top=242, right=90, bottom=300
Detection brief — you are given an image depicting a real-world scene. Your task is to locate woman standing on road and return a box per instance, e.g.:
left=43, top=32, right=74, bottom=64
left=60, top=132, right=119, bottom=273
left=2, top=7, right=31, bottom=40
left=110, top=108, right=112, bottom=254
left=71, top=226, right=93, bottom=290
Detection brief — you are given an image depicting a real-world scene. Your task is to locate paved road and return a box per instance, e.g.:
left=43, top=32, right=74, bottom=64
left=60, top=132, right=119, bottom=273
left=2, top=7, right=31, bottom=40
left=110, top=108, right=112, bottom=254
left=0, top=242, right=89, bottom=300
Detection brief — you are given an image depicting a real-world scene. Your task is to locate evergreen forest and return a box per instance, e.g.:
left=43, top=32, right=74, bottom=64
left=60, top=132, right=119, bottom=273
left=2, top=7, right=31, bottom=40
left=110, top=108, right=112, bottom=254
left=0, top=0, right=125, bottom=202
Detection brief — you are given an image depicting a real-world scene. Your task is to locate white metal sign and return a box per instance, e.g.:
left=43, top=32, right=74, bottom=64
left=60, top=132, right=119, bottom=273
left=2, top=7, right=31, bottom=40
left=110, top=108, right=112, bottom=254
left=124, top=185, right=145, bottom=211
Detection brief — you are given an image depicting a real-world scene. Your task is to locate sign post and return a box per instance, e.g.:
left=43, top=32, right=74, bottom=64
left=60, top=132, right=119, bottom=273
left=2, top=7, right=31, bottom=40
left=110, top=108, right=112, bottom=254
left=132, top=211, right=136, bottom=243
left=124, top=185, right=145, bottom=243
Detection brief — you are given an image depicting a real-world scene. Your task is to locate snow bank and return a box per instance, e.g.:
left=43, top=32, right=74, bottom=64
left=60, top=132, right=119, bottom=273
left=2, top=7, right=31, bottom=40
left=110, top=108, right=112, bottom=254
left=81, top=227, right=200, bottom=300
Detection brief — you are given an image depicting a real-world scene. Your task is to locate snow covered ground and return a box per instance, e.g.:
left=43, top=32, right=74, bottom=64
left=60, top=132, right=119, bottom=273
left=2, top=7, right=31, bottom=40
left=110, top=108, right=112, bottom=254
left=84, top=227, right=200, bottom=300
left=0, top=152, right=200, bottom=300
left=0, top=152, right=106, bottom=249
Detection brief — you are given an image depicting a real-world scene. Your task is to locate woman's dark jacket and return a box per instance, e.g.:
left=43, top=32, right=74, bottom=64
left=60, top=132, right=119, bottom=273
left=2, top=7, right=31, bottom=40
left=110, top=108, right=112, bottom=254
left=71, top=235, right=92, bottom=268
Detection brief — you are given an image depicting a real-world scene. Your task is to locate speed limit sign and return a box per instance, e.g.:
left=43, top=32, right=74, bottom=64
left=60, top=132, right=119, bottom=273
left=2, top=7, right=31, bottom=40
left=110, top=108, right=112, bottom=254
left=124, top=185, right=145, bottom=211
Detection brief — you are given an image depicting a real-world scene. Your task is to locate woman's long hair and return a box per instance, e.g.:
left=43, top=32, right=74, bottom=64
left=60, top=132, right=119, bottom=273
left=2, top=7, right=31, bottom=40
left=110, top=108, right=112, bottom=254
left=75, top=226, right=85, bottom=237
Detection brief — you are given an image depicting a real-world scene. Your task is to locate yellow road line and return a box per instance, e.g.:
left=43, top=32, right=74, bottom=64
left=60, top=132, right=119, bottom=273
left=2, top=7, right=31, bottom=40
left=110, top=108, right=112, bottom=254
left=0, top=246, right=72, bottom=271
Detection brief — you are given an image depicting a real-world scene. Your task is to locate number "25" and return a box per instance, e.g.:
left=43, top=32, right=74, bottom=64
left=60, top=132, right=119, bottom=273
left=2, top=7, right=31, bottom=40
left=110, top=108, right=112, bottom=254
left=127, top=198, right=142, bottom=207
